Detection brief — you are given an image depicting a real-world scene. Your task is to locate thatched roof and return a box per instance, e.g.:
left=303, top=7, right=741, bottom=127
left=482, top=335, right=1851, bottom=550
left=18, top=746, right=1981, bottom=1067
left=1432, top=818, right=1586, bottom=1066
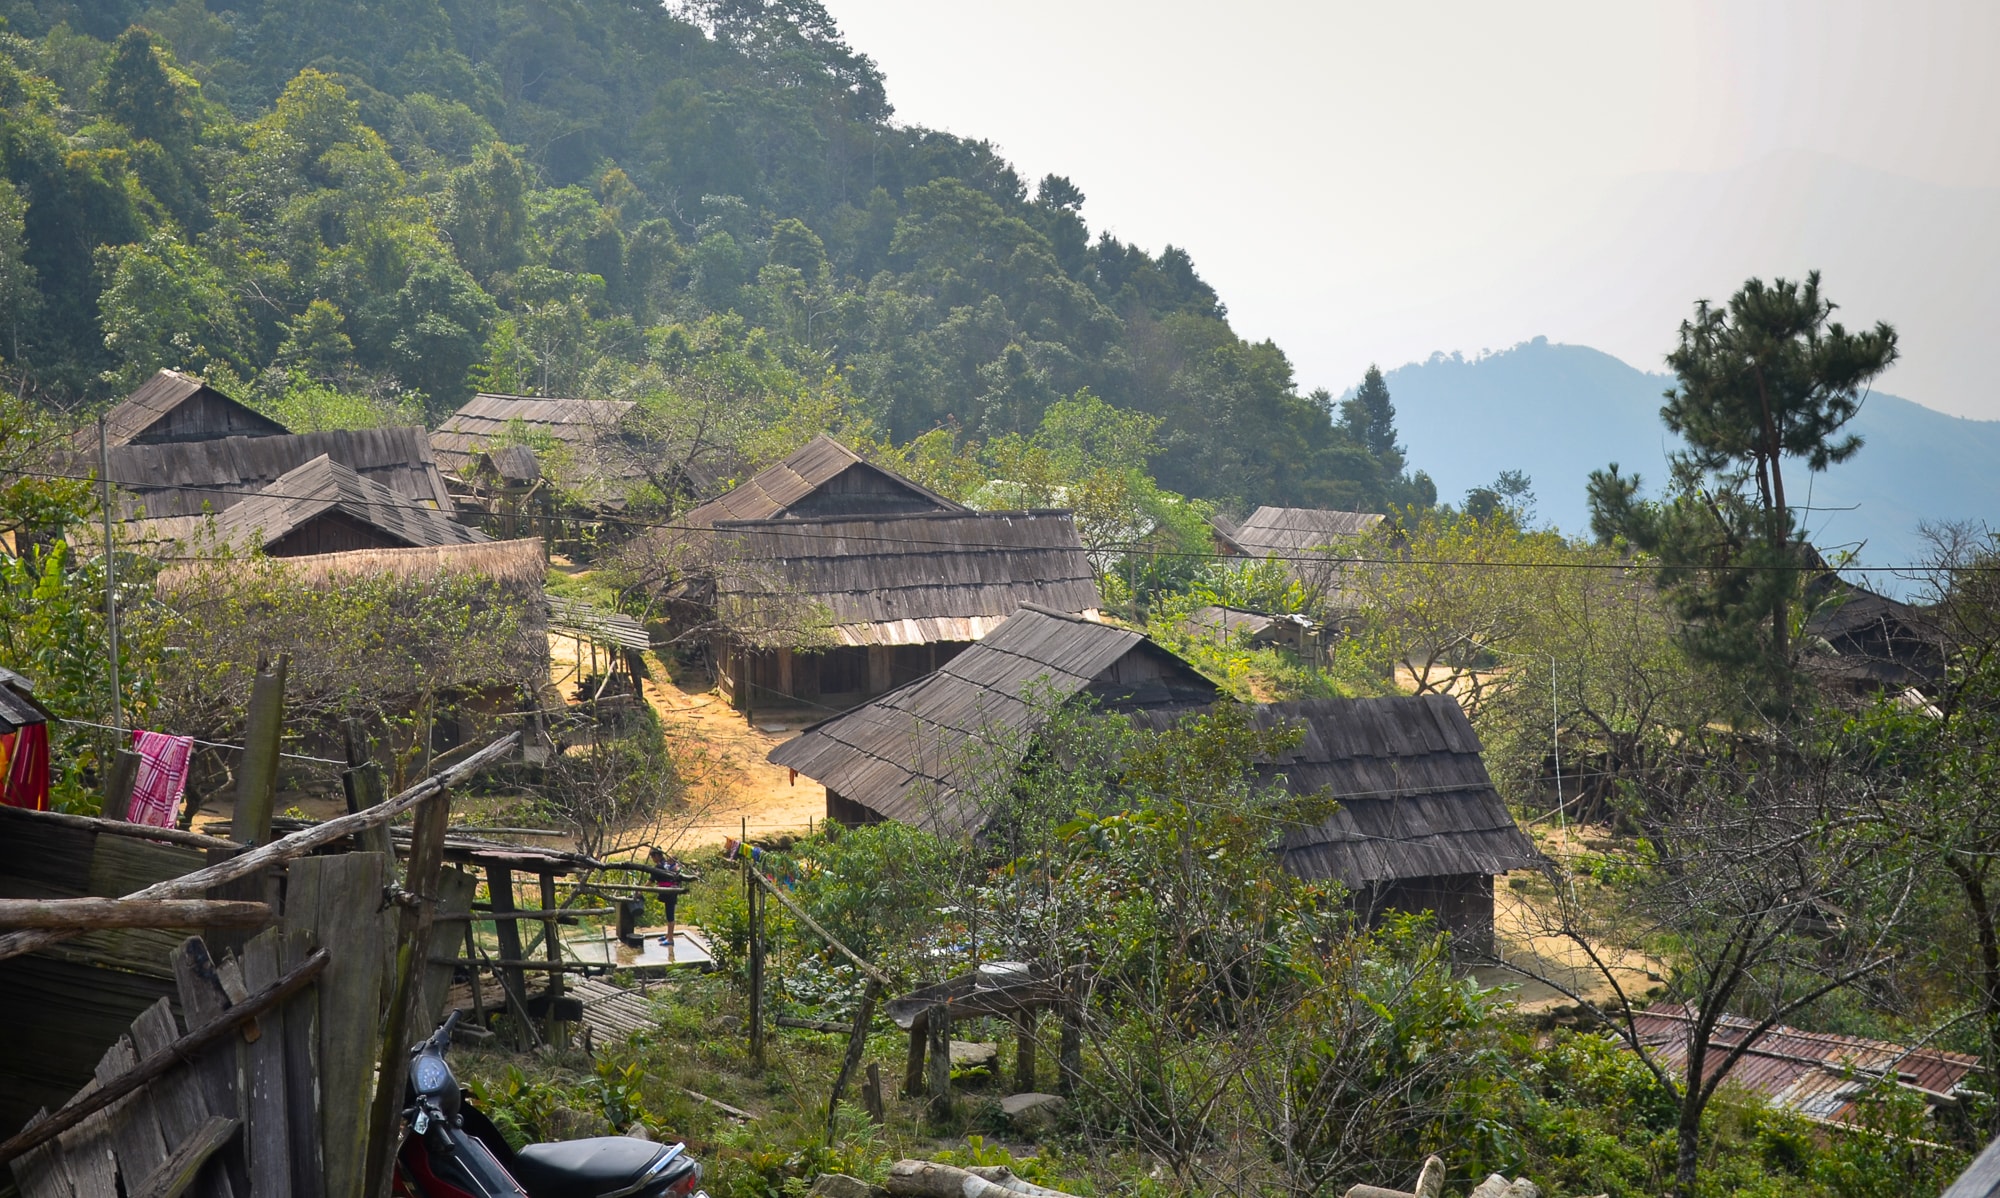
left=769, top=606, right=1219, bottom=834
left=214, top=455, right=486, bottom=553
left=1215, top=506, right=1383, bottom=557
left=429, top=394, right=636, bottom=473
left=683, top=435, right=963, bottom=527
left=77, top=369, right=288, bottom=449
left=711, top=510, right=1099, bottom=647
left=100, top=426, right=454, bottom=518
left=1132, top=696, right=1541, bottom=887
left=156, top=537, right=545, bottom=593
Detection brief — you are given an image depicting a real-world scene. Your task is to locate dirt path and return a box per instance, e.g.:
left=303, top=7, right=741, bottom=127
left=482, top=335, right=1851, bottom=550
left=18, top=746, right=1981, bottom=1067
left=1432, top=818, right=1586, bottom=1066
left=638, top=669, right=826, bottom=848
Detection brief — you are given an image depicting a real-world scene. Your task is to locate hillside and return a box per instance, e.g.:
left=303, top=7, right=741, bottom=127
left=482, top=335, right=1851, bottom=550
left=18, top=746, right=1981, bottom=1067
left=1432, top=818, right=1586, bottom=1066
left=0, top=0, right=1416, bottom=513
left=1384, top=337, right=2000, bottom=576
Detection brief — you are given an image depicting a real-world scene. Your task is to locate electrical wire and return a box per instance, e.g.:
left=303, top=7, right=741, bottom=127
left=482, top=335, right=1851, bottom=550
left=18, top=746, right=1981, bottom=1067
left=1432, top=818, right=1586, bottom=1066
left=9, top=465, right=1978, bottom=574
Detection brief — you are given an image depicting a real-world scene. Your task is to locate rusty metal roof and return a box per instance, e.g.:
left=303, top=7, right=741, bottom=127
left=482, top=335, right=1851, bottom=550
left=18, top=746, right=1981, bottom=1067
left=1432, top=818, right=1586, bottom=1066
left=1632, top=1004, right=1979, bottom=1125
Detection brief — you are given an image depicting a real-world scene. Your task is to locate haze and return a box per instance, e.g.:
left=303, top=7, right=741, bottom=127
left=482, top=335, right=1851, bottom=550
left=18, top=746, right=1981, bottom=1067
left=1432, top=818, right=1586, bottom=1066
left=822, top=1, right=2000, bottom=418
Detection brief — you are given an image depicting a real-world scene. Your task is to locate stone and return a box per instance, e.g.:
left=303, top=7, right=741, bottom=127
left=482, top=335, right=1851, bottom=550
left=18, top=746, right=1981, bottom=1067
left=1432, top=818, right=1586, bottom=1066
left=807, top=1173, right=882, bottom=1198
left=999, top=1091, right=1065, bottom=1133
left=949, top=1040, right=999, bottom=1070
left=1469, top=1176, right=1540, bottom=1198
left=625, top=1122, right=653, bottom=1140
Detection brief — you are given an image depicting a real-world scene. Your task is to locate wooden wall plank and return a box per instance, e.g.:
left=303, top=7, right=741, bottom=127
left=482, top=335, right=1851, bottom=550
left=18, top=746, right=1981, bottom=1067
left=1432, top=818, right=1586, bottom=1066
left=170, top=938, right=248, bottom=1198
left=92, top=1036, right=169, bottom=1188
left=52, top=1079, right=117, bottom=1198
left=284, top=853, right=388, bottom=1198
left=239, top=933, right=291, bottom=1197
left=279, top=930, right=324, bottom=1198
left=132, top=998, right=238, bottom=1198
left=0, top=955, right=178, bottom=1135
left=420, top=868, right=477, bottom=1030
left=9, top=1109, right=75, bottom=1198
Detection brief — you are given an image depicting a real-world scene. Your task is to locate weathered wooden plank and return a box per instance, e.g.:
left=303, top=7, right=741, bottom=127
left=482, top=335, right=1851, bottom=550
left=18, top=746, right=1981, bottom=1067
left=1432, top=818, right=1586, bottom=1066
left=92, top=1035, right=169, bottom=1189
left=130, top=1114, right=238, bottom=1198
left=286, top=853, right=388, bottom=1198
left=279, top=930, right=324, bottom=1198
left=238, top=932, right=290, bottom=1196
left=131, top=998, right=236, bottom=1198
left=9, top=1109, right=74, bottom=1198
left=420, top=868, right=478, bottom=1030
left=51, top=1079, right=116, bottom=1198
left=0, top=954, right=178, bottom=1135
left=171, top=937, right=248, bottom=1198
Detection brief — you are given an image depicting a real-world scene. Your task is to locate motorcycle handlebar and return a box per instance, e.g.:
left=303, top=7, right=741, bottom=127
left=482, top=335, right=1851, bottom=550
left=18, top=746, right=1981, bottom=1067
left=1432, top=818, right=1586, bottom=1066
left=415, top=1009, right=461, bottom=1057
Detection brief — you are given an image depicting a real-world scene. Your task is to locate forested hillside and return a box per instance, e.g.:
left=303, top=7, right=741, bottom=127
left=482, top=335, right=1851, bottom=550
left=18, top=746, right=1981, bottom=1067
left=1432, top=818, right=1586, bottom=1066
left=0, top=0, right=1425, bottom=512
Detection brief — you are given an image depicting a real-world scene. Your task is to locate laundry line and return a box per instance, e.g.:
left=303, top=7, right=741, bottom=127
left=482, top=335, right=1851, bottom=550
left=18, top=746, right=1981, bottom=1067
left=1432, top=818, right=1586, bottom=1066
left=58, top=717, right=348, bottom=766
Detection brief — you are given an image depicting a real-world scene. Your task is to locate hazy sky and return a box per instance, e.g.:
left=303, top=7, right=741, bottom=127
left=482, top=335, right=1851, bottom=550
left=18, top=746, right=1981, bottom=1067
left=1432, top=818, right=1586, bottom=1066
left=820, top=1, right=2000, bottom=417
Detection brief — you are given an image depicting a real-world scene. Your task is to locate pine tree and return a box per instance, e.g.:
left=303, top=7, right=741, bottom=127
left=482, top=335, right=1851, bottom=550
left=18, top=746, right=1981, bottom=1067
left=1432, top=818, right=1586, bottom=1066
left=1340, top=365, right=1404, bottom=475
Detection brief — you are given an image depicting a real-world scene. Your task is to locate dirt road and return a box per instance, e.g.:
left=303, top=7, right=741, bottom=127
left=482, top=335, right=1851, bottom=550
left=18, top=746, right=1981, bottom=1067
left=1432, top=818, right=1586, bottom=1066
left=639, top=670, right=826, bottom=848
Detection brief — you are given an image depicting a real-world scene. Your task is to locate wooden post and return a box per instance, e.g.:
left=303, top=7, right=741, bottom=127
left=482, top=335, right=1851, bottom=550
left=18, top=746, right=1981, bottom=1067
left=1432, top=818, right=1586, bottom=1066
left=925, top=1003, right=951, bottom=1118
left=362, top=772, right=453, bottom=1198
left=825, top=975, right=883, bottom=1143
left=485, top=863, right=529, bottom=1045
left=747, top=868, right=765, bottom=1068
left=540, top=872, right=564, bottom=1049
left=101, top=749, right=140, bottom=823
left=234, top=655, right=288, bottom=846
left=1015, top=1012, right=1036, bottom=1092
left=903, top=1012, right=928, bottom=1098
left=863, top=1063, right=884, bottom=1124
left=341, top=721, right=391, bottom=859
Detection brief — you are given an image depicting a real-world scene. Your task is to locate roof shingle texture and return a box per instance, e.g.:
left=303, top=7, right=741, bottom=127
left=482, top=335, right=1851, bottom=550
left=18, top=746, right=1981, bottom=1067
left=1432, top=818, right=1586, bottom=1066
left=215, top=455, right=486, bottom=551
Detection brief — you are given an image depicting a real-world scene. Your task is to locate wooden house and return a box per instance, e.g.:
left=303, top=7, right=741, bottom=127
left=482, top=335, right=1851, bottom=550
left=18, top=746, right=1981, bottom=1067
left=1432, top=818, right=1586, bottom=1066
left=429, top=393, right=646, bottom=511
left=682, top=434, right=964, bottom=526
left=1134, top=696, right=1542, bottom=953
left=704, top=510, right=1100, bottom=713
left=101, top=425, right=456, bottom=528
left=73, top=369, right=288, bottom=450
left=211, top=455, right=487, bottom=556
left=1804, top=576, right=1944, bottom=696
left=769, top=605, right=1219, bottom=833
left=1211, top=506, right=1384, bottom=616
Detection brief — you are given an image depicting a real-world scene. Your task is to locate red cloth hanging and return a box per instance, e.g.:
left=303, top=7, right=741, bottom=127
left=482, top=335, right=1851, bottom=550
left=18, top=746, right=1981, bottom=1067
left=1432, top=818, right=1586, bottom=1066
left=1, top=723, right=50, bottom=811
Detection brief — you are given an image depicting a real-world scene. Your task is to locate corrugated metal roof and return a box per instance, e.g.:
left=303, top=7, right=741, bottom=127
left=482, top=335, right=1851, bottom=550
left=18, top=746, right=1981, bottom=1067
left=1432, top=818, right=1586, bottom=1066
left=683, top=435, right=964, bottom=526
left=100, top=426, right=454, bottom=517
left=769, top=606, right=1219, bottom=835
left=1129, top=696, right=1542, bottom=886
left=80, top=369, right=289, bottom=448
left=215, top=455, right=487, bottom=551
left=711, top=510, right=1100, bottom=646
left=1632, top=1004, right=1980, bottom=1125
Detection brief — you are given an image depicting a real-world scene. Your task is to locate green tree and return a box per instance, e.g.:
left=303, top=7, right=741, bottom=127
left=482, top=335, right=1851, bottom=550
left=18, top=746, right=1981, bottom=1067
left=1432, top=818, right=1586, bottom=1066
left=1590, top=273, right=1898, bottom=712
left=92, top=27, right=200, bottom=148
left=1340, top=364, right=1404, bottom=473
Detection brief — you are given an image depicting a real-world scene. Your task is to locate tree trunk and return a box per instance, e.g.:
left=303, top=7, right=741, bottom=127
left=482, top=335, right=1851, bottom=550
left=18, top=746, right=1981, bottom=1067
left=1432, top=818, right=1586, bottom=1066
left=1954, top=859, right=2000, bottom=1134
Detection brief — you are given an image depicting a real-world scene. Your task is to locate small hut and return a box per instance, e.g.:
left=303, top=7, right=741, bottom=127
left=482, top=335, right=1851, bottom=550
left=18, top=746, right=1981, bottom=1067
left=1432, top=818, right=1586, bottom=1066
left=211, top=455, right=487, bottom=556
left=769, top=605, right=1218, bottom=833
left=681, top=434, right=964, bottom=526
left=74, top=368, right=288, bottom=449
left=1134, top=695, right=1542, bottom=953
left=1212, top=506, right=1384, bottom=614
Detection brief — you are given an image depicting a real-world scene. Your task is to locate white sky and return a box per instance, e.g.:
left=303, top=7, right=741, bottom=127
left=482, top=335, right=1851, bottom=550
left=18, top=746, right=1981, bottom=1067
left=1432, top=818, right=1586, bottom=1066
left=820, top=1, right=2000, bottom=417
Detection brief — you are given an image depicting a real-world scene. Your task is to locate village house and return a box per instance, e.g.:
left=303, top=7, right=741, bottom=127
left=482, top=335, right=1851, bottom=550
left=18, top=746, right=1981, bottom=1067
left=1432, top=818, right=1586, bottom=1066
left=768, top=604, right=1220, bottom=831
left=1133, top=695, right=1542, bottom=954
left=774, top=610, right=1540, bottom=949
left=1210, top=505, right=1385, bottom=625
left=208, top=455, right=489, bottom=556
left=662, top=437, right=1100, bottom=714
left=429, top=393, right=648, bottom=514
left=72, top=368, right=288, bottom=449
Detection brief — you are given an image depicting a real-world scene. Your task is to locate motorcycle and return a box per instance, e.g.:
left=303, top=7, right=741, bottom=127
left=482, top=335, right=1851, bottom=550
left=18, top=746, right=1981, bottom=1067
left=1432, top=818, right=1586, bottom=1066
left=395, top=1011, right=707, bottom=1198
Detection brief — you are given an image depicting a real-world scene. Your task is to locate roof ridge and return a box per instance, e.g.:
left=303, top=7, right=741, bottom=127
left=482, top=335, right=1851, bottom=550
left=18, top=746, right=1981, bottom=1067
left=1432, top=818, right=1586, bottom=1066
left=714, top=508, right=1074, bottom=529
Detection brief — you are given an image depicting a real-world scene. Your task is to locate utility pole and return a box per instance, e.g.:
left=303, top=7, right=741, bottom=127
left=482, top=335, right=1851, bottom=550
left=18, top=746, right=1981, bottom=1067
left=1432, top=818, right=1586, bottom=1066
left=97, top=417, right=122, bottom=732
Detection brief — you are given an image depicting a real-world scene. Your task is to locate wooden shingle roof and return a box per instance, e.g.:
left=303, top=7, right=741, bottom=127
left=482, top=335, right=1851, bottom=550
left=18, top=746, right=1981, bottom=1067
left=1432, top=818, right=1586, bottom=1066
left=769, top=606, right=1219, bottom=834
left=429, top=394, right=636, bottom=473
left=0, top=666, right=51, bottom=734
left=683, top=435, right=963, bottom=527
left=1217, top=506, right=1384, bottom=557
left=101, top=426, right=455, bottom=518
left=214, top=455, right=486, bottom=552
left=712, top=510, right=1099, bottom=646
left=1132, top=696, right=1541, bottom=886
left=78, top=369, right=290, bottom=449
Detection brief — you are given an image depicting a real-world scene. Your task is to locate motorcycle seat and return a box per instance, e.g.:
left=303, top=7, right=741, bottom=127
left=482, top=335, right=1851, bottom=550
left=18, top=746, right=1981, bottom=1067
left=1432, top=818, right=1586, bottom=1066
left=511, top=1137, right=671, bottom=1198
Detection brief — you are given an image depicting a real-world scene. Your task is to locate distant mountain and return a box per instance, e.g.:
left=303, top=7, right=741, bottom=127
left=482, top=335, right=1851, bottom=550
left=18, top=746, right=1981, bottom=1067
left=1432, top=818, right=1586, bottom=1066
left=1383, top=338, right=2000, bottom=579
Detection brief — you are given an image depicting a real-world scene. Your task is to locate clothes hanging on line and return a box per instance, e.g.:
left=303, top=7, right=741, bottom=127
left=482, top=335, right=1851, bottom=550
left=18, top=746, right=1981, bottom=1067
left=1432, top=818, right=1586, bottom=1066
left=127, top=730, right=194, bottom=828
left=0, top=723, right=49, bottom=811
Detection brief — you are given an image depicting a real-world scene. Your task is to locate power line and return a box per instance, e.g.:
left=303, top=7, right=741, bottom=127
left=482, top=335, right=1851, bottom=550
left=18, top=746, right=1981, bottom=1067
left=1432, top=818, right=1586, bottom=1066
left=9, top=465, right=1978, bottom=575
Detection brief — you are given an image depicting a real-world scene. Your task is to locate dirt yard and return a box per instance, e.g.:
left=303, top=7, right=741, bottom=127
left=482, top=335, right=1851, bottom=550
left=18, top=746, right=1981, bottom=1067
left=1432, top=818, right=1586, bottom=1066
left=639, top=668, right=826, bottom=848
